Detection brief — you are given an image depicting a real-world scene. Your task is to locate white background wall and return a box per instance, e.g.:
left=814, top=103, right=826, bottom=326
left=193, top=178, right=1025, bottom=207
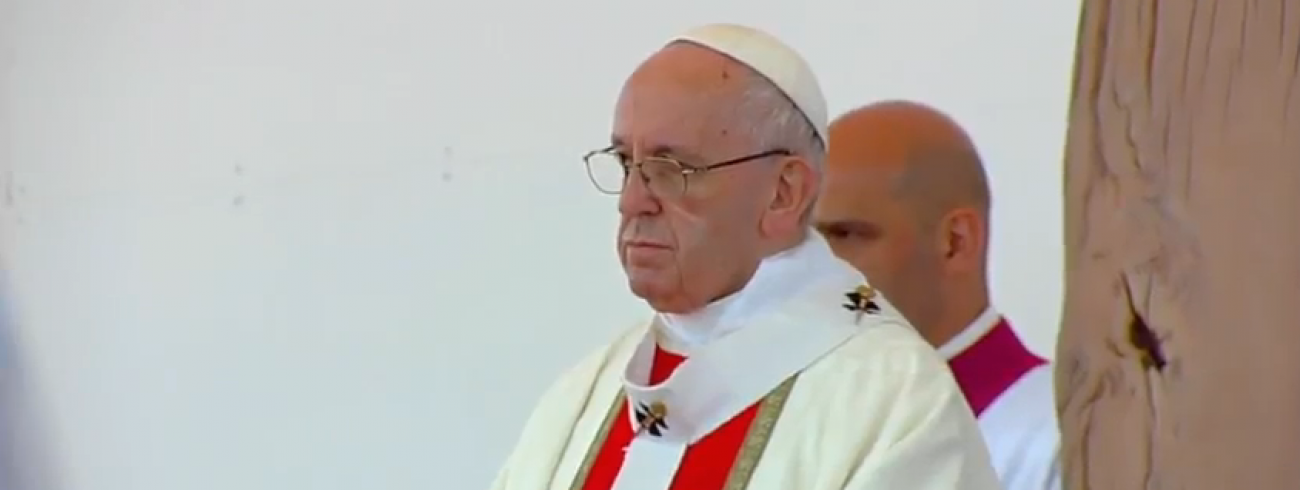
left=0, top=0, right=1079, bottom=489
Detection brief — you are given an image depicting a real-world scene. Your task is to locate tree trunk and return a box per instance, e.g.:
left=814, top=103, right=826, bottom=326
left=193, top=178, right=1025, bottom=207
left=1056, top=1, right=1300, bottom=489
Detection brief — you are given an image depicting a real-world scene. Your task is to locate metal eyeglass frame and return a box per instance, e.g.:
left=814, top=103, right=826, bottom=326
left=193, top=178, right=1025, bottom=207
left=583, top=146, right=792, bottom=196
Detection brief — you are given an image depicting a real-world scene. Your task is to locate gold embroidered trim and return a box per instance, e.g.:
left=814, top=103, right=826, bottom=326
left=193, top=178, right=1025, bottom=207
left=721, top=376, right=800, bottom=490
left=566, top=389, right=626, bottom=490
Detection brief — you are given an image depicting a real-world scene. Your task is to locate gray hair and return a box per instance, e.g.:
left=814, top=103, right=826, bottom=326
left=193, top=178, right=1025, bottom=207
left=737, top=77, right=825, bottom=166
left=735, top=75, right=826, bottom=221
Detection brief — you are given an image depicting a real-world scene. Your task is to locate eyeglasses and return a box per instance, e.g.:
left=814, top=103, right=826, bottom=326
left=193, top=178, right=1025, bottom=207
left=583, top=147, right=791, bottom=198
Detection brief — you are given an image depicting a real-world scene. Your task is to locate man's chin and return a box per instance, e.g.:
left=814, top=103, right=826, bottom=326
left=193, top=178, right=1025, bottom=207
left=626, top=275, right=659, bottom=300
left=626, top=276, right=697, bottom=314
left=627, top=275, right=669, bottom=306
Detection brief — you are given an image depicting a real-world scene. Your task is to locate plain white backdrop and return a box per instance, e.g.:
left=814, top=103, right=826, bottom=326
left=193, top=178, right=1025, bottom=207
left=0, top=0, right=1079, bottom=488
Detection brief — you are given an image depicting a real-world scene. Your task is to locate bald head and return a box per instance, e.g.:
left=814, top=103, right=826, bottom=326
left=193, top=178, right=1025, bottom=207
left=828, top=100, right=990, bottom=221
left=815, top=100, right=992, bottom=347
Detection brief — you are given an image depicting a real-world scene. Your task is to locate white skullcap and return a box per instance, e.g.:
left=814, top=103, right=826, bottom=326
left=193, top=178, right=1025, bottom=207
left=666, top=23, right=828, bottom=145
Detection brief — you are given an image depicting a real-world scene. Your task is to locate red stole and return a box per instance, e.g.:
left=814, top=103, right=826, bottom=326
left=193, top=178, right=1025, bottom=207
left=581, top=346, right=762, bottom=490
left=947, top=319, right=1046, bottom=416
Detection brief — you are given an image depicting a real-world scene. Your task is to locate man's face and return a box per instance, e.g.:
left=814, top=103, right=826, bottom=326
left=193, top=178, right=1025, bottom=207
left=814, top=165, right=942, bottom=329
left=610, top=46, right=769, bottom=313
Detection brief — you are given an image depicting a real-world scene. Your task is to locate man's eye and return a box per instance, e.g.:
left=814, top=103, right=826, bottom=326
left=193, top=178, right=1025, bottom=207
left=820, top=225, right=878, bottom=241
left=820, top=227, right=850, bottom=239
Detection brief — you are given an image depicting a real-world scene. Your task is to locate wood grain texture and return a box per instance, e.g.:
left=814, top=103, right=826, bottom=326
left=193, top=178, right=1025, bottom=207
left=1056, top=0, right=1300, bottom=489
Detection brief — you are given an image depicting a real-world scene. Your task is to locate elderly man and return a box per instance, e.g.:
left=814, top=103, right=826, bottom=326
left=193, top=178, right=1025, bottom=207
left=814, top=101, right=1060, bottom=490
left=489, top=25, right=1000, bottom=490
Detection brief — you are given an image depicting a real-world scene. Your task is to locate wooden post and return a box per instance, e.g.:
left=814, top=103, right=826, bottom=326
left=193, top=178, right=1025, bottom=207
left=1056, top=1, right=1300, bottom=488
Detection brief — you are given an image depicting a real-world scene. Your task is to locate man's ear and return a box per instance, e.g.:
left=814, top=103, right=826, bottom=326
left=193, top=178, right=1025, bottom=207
left=935, top=207, right=986, bottom=272
left=762, top=157, right=817, bottom=234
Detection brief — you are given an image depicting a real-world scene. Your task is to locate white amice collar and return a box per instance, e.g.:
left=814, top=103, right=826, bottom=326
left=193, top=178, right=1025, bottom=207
left=936, top=306, right=1001, bottom=360
left=658, top=233, right=847, bottom=352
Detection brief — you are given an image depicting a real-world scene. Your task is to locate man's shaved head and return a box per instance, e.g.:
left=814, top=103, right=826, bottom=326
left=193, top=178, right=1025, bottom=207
left=830, top=100, right=990, bottom=223
left=815, top=100, right=992, bottom=347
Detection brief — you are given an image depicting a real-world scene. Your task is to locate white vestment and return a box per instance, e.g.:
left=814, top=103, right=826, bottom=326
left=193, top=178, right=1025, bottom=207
left=938, top=309, right=1062, bottom=490
left=491, top=236, right=1000, bottom=490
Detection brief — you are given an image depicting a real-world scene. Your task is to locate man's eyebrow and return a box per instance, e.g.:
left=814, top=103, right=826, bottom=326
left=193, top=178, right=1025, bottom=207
left=814, top=219, right=881, bottom=234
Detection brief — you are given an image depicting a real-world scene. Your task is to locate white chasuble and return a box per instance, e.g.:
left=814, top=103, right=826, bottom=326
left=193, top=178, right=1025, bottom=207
left=490, top=237, right=1001, bottom=490
left=939, top=308, right=1061, bottom=490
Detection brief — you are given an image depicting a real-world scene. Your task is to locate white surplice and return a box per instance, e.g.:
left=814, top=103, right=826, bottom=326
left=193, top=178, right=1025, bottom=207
left=490, top=235, right=1001, bottom=490
left=938, top=308, right=1061, bottom=490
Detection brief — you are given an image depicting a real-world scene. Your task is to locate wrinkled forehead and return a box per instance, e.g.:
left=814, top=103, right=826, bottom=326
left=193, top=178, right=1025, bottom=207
left=611, top=43, right=750, bottom=152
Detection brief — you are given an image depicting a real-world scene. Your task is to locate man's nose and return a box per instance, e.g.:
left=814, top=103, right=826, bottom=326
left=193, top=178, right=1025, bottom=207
left=618, top=170, right=660, bottom=216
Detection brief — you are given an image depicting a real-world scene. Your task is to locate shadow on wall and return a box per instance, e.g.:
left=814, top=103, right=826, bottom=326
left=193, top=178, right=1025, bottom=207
left=0, top=285, right=61, bottom=490
left=1, top=3, right=58, bottom=485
